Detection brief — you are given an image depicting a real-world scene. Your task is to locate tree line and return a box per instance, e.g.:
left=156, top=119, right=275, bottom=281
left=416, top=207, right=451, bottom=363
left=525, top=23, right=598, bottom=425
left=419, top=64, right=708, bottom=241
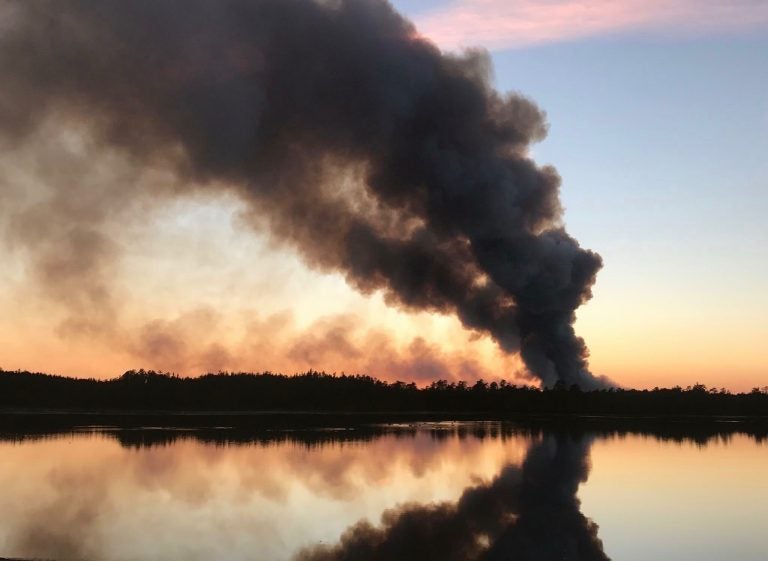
left=1, top=368, right=767, bottom=416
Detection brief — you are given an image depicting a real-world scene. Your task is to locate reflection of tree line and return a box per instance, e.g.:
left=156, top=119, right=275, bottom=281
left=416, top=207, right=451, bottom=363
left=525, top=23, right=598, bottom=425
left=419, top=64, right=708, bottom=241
left=295, top=435, right=610, bottom=561
left=2, top=369, right=768, bottom=416
left=2, top=421, right=766, bottom=449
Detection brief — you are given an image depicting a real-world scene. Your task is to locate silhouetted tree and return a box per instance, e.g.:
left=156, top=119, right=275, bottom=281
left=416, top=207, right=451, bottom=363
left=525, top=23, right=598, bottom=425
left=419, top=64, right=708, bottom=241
left=0, top=369, right=767, bottom=417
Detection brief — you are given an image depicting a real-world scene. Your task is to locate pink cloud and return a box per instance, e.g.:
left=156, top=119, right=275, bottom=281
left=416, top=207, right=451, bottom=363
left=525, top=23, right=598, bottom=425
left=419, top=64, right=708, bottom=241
left=415, top=0, right=768, bottom=50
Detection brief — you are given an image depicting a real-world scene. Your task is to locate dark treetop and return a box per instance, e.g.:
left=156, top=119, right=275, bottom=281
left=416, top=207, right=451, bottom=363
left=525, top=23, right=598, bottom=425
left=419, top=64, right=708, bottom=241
left=2, top=369, right=767, bottom=417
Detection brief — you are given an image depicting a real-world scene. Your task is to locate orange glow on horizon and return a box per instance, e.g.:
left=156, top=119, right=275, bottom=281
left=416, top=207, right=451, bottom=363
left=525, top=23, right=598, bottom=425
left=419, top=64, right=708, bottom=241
left=0, top=157, right=764, bottom=392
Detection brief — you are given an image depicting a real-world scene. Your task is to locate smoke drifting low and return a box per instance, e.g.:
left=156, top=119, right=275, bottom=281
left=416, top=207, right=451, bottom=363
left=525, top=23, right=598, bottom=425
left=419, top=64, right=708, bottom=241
left=296, top=435, right=609, bottom=561
left=0, top=0, right=604, bottom=387
left=130, top=309, right=522, bottom=384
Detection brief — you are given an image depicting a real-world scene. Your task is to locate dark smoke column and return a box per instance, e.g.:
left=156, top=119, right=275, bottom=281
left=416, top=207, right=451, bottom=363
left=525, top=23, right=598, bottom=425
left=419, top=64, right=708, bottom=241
left=0, top=0, right=605, bottom=388
left=295, top=434, right=610, bottom=561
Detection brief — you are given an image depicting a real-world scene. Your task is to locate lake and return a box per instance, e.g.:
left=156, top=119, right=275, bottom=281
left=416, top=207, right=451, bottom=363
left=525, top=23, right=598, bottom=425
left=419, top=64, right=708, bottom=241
left=0, top=422, right=766, bottom=561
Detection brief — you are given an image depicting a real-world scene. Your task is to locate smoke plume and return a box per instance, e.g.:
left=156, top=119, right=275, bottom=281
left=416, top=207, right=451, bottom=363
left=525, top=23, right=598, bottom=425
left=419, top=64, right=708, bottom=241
left=295, top=435, right=610, bottom=561
left=129, top=309, right=524, bottom=384
left=0, top=0, right=604, bottom=387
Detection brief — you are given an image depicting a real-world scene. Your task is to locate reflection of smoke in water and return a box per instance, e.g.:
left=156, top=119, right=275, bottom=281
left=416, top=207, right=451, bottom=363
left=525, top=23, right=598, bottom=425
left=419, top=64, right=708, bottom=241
left=297, top=435, right=609, bottom=561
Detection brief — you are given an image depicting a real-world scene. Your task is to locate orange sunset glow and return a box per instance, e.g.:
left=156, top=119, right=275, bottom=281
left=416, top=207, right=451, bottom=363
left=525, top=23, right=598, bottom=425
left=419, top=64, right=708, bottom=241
left=2, top=4, right=768, bottom=561
left=0, top=120, right=765, bottom=391
left=0, top=0, right=766, bottom=392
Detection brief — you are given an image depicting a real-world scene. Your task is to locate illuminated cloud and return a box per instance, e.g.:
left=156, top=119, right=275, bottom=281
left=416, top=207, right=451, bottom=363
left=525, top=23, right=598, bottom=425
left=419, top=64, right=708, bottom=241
left=416, top=0, right=768, bottom=50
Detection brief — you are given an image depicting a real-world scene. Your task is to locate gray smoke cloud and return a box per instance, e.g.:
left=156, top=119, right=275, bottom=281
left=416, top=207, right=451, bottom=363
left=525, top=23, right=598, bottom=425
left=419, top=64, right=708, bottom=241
left=0, top=0, right=606, bottom=388
left=295, top=435, right=610, bottom=561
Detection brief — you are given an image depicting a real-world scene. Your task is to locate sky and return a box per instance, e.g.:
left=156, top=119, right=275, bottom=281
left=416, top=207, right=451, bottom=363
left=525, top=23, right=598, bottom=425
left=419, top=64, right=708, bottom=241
left=0, top=0, right=766, bottom=390
left=400, top=0, right=768, bottom=390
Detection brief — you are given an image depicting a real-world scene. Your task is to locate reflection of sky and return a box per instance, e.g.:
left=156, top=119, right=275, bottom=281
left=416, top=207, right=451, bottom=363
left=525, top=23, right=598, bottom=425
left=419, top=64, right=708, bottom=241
left=0, top=429, right=530, bottom=561
left=581, top=433, right=768, bottom=561
left=1, top=427, right=767, bottom=561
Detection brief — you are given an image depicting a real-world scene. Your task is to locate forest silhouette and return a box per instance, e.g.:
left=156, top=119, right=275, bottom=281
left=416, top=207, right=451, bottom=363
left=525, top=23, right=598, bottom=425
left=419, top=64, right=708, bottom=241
left=2, top=369, right=767, bottom=417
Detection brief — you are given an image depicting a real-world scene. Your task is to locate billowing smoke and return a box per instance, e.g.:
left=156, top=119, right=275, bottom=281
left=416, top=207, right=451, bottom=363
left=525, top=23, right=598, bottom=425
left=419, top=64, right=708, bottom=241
left=295, top=435, right=610, bottom=561
left=130, top=309, right=522, bottom=383
left=0, top=0, right=605, bottom=387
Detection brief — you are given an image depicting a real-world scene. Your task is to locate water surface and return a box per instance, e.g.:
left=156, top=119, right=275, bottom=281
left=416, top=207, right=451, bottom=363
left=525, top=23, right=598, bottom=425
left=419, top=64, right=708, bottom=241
left=0, top=423, right=765, bottom=560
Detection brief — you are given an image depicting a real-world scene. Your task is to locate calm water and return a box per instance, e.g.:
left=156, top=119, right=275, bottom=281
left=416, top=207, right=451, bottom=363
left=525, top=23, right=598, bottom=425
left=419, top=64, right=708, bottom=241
left=0, top=423, right=766, bottom=561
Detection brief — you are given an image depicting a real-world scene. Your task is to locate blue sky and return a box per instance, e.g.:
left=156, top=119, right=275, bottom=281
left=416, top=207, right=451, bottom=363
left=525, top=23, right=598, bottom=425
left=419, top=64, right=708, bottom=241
left=393, top=0, right=768, bottom=387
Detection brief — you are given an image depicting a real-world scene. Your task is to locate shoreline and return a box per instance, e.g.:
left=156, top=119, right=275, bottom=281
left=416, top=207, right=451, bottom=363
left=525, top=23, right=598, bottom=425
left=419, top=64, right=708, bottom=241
left=3, top=409, right=768, bottom=435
